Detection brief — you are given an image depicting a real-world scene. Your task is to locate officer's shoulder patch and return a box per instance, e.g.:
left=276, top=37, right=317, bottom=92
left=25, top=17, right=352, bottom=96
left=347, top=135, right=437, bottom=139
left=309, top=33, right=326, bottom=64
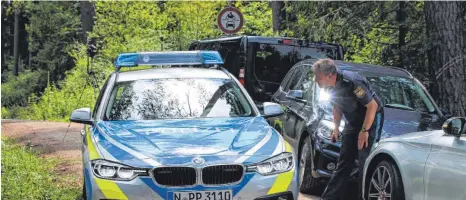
left=353, top=86, right=366, bottom=98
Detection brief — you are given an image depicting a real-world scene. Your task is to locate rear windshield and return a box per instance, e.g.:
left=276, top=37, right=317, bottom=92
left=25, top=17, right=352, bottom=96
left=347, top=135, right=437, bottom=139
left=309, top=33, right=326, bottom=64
left=253, top=43, right=337, bottom=84
left=104, top=78, right=254, bottom=120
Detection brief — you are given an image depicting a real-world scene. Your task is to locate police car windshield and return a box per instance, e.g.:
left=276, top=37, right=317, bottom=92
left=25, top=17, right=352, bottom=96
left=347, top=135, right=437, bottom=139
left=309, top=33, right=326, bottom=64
left=317, top=75, right=436, bottom=113
left=104, top=78, right=254, bottom=120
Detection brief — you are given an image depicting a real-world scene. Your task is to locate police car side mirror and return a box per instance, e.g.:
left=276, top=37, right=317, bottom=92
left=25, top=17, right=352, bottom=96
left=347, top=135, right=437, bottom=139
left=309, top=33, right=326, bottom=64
left=442, top=117, right=466, bottom=136
left=262, top=102, right=284, bottom=118
left=286, top=90, right=307, bottom=103
left=70, top=107, right=94, bottom=125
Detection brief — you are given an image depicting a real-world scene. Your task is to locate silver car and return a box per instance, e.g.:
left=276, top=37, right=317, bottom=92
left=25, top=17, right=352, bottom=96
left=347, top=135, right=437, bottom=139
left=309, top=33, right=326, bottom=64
left=362, top=117, right=466, bottom=200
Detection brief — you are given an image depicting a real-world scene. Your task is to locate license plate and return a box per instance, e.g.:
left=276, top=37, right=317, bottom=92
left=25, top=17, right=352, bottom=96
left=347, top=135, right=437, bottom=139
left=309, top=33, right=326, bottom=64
left=172, top=190, right=232, bottom=200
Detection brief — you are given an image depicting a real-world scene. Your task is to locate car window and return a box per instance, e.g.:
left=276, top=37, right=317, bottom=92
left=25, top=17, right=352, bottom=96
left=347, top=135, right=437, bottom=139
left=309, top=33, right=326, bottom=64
left=253, top=44, right=295, bottom=85
left=295, top=69, right=315, bottom=102
left=284, top=66, right=303, bottom=92
left=104, top=78, right=254, bottom=120
left=315, top=74, right=436, bottom=114
left=280, top=67, right=296, bottom=90
left=295, top=46, right=336, bottom=60
left=201, top=40, right=242, bottom=77
left=366, top=76, right=435, bottom=113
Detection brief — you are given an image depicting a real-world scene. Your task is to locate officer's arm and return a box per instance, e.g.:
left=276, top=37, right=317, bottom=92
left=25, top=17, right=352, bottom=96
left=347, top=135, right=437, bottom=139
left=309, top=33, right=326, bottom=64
left=362, top=99, right=378, bottom=132
left=353, top=81, right=378, bottom=132
left=333, top=105, right=342, bottom=129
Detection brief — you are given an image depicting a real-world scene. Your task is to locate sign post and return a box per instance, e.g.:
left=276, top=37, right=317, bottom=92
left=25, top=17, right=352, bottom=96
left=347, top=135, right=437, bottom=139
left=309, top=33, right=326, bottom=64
left=217, top=7, right=244, bottom=35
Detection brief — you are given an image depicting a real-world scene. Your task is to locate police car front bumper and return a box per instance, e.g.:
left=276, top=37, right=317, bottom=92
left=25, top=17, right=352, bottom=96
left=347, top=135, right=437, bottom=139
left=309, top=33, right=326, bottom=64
left=83, top=161, right=299, bottom=200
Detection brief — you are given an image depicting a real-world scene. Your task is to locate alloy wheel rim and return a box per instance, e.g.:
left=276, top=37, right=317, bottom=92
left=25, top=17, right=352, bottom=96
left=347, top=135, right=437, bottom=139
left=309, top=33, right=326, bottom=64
left=368, top=166, right=392, bottom=200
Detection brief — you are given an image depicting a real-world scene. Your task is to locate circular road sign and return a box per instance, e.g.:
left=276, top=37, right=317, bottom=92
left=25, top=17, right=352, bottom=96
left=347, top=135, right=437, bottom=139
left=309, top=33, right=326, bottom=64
left=217, top=7, right=244, bottom=34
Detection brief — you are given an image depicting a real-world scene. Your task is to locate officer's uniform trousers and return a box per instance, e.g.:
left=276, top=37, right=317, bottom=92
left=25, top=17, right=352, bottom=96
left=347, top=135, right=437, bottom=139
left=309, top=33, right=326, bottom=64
left=321, top=108, right=384, bottom=200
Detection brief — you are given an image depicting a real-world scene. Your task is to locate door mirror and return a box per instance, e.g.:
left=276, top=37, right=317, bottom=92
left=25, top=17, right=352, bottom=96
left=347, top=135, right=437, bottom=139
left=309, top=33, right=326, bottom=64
left=442, top=117, right=466, bottom=136
left=70, top=107, right=93, bottom=125
left=262, top=102, right=284, bottom=118
left=286, top=90, right=307, bottom=103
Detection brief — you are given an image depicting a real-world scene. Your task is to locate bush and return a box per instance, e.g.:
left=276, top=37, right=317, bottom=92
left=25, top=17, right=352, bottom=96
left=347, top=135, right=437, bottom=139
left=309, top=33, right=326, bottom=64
left=1, top=70, right=48, bottom=108
left=1, top=139, right=81, bottom=199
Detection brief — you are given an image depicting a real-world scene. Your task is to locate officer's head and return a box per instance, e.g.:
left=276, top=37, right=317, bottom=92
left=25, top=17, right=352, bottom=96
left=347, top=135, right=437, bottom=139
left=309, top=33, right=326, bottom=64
left=311, top=59, right=338, bottom=89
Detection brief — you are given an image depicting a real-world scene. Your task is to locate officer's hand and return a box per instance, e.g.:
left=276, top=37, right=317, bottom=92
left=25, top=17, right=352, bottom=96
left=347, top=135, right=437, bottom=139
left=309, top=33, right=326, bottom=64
left=330, top=129, right=339, bottom=143
left=358, top=131, right=369, bottom=149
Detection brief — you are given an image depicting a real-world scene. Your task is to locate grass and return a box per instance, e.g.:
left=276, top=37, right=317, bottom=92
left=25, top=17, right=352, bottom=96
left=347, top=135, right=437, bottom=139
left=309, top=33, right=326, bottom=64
left=1, top=139, right=82, bottom=200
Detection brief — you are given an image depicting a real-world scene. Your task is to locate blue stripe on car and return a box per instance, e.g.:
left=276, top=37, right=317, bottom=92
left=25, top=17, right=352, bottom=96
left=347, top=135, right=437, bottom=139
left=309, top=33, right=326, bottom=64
left=94, top=130, right=153, bottom=168
left=243, top=130, right=280, bottom=164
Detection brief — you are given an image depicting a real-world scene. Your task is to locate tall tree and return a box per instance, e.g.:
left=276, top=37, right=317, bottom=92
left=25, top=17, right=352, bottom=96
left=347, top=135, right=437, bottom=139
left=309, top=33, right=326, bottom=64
left=397, top=1, right=407, bottom=69
left=13, top=7, right=19, bottom=76
left=271, top=1, right=285, bottom=35
left=425, top=1, right=466, bottom=116
left=80, top=0, right=94, bottom=42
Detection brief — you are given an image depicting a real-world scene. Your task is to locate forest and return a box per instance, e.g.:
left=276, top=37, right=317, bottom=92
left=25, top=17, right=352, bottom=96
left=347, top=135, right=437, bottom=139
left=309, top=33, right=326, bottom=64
left=1, top=1, right=465, bottom=121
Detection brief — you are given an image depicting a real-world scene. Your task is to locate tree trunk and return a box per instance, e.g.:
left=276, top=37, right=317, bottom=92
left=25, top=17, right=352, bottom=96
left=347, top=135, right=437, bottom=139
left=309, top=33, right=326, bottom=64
left=1, top=2, right=7, bottom=73
left=80, top=0, right=94, bottom=42
left=397, top=1, right=407, bottom=69
left=271, top=1, right=285, bottom=34
left=425, top=1, right=466, bottom=117
left=13, top=7, right=19, bottom=76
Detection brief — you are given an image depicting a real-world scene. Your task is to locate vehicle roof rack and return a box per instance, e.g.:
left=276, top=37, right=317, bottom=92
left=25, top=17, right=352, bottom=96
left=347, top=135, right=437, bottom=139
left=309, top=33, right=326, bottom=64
left=113, top=50, right=224, bottom=72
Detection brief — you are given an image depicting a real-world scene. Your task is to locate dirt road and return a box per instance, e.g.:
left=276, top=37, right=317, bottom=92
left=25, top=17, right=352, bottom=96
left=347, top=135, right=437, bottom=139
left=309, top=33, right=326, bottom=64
left=1, top=120, right=320, bottom=200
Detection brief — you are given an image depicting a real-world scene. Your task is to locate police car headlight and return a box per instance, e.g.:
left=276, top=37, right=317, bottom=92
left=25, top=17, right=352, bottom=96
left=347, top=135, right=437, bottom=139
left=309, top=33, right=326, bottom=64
left=317, top=120, right=345, bottom=139
left=246, top=152, right=294, bottom=176
left=91, top=160, right=149, bottom=180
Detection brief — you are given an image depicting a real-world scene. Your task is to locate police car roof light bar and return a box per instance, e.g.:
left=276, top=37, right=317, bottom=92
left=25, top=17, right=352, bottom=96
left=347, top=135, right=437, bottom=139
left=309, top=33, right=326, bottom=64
left=114, top=51, right=224, bottom=72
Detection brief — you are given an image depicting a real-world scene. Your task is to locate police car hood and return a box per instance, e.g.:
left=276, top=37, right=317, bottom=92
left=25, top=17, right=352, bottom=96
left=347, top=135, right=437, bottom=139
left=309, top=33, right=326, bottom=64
left=93, top=117, right=284, bottom=166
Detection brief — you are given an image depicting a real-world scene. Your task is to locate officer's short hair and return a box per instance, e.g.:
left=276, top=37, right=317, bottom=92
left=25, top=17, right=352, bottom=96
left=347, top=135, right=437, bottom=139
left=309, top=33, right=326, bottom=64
left=311, top=59, right=338, bottom=75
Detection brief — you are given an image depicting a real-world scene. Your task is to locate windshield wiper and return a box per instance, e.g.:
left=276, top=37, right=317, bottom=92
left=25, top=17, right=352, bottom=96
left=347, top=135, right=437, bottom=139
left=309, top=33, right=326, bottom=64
left=384, top=104, right=415, bottom=111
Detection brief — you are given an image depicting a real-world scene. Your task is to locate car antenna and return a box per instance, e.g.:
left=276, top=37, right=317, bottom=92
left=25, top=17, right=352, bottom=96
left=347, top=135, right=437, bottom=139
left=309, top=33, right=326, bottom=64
left=62, top=38, right=98, bottom=142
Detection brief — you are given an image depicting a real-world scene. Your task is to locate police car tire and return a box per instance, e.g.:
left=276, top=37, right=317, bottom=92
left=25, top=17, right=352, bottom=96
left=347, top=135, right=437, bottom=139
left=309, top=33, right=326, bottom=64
left=366, top=160, right=405, bottom=200
left=299, top=135, right=320, bottom=194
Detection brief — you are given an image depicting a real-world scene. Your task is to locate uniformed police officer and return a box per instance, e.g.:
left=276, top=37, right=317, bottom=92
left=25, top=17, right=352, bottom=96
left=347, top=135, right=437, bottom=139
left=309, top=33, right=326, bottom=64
left=311, top=59, right=384, bottom=200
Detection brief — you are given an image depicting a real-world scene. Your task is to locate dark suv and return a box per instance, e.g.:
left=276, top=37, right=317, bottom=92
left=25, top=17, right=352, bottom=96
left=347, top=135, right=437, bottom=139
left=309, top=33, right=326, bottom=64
left=189, top=35, right=344, bottom=102
left=271, top=59, right=448, bottom=194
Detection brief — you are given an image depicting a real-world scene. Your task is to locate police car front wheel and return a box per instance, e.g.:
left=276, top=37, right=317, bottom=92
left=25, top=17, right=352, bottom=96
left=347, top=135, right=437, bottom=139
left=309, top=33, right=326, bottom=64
left=299, top=135, right=321, bottom=194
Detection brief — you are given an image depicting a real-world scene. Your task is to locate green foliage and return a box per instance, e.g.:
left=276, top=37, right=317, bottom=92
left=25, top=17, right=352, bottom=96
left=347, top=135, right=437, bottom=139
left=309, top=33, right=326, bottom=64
left=17, top=44, right=107, bottom=121
left=1, top=1, right=84, bottom=109
left=1, top=70, right=47, bottom=107
left=287, top=1, right=429, bottom=82
left=1, top=139, right=81, bottom=199
left=234, top=1, right=274, bottom=36
left=91, top=1, right=168, bottom=59
left=164, top=1, right=226, bottom=50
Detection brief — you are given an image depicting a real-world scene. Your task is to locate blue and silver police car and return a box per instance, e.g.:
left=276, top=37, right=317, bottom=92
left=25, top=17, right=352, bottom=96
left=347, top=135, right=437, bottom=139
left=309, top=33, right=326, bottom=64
left=70, top=51, right=299, bottom=200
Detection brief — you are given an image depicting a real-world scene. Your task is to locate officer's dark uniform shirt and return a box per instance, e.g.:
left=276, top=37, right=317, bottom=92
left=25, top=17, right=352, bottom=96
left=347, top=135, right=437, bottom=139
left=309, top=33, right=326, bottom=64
left=328, top=70, right=382, bottom=128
